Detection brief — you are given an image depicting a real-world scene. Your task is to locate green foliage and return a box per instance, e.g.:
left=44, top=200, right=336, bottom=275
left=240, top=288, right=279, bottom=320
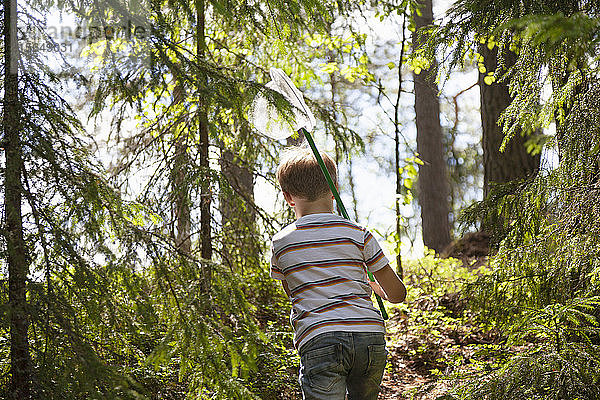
left=425, top=0, right=600, bottom=147
left=247, top=335, right=300, bottom=400
left=451, top=343, right=600, bottom=400
left=1, top=67, right=148, bottom=400
left=403, top=251, right=486, bottom=302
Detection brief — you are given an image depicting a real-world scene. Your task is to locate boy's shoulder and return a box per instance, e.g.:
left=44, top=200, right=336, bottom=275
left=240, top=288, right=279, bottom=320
left=272, top=221, right=299, bottom=242
left=272, top=213, right=366, bottom=243
left=295, top=213, right=365, bottom=232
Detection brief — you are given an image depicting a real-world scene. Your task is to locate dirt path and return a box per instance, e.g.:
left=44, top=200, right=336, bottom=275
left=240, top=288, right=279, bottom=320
left=379, top=311, right=448, bottom=400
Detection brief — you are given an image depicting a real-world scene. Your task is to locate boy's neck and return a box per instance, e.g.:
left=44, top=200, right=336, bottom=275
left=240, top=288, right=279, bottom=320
left=294, top=204, right=334, bottom=219
left=283, top=191, right=336, bottom=219
left=292, top=196, right=335, bottom=219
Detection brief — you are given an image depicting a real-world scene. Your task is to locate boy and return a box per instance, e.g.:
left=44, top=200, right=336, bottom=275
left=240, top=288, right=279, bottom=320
left=270, top=147, right=406, bottom=400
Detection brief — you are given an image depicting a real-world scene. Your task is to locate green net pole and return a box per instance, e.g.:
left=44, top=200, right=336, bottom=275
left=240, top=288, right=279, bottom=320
left=301, top=128, right=388, bottom=320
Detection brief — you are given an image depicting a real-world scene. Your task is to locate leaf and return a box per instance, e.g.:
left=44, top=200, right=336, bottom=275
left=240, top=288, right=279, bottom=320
left=319, top=62, right=338, bottom=74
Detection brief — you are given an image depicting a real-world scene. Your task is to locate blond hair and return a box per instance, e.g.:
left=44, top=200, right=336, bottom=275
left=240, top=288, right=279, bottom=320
left=276, top=146, right=337, bottom=202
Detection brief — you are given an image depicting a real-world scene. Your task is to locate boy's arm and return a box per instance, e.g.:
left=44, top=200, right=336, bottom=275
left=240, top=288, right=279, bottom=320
left=372, top=264, right=406, bottom=303
left=368, top=279, right=387, bottom=299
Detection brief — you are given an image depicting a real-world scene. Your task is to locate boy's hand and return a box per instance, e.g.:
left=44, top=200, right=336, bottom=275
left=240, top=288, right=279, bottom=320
left=368, top=280, right=387, bottom=300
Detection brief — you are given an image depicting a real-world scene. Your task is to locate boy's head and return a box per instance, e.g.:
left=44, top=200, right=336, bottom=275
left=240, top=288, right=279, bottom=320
left=276, top=146, right=337, bottom=202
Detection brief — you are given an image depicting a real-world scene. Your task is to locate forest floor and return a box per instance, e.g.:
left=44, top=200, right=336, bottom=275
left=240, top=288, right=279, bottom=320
left=376, top=233, right=497, bottom=399
left=379, top=292, right=499, bottom=400
left=379, top=230, right=497, bottom=400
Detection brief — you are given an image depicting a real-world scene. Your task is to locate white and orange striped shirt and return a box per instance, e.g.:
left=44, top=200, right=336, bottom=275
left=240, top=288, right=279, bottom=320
left=270, top=212, right=389, bottom=351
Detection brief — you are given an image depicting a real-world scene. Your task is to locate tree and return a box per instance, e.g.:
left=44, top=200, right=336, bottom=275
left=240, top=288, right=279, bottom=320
left=412, top=0, right=452, bottom=253
left=1, top=0, right=398, bottom=396
left=393, top=4, right=409, bottom=276
left=478, top=44, right=540, bottom=198
left=1, top=1, right=161, bottom=395
left=218, top=139, right=260, bottom=273
left=430, top=0, right=600, bottom=397
left=169, top=66, right=192, bottom=254
left=3, top=0, right=31, bottom=396
left=195, top=0, right=212, bottom=290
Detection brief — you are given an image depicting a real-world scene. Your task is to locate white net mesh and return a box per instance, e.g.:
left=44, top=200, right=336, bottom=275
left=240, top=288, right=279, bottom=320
left=249, top=68, right=316, bottom=140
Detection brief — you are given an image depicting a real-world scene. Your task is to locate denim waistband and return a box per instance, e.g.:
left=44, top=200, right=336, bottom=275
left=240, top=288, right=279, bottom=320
left=298, top=330, right=385, bottom=355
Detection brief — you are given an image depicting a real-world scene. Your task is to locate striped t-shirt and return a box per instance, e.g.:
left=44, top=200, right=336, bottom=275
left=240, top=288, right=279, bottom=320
left=270, top=212, right=390, bottom=351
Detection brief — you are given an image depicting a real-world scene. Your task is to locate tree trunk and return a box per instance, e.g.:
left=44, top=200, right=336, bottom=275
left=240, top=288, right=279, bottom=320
left=219, top=146, right=257, bottom=273
left=3, top=0, right=32, bottom=396
left=479, top=45, right=541, bottom=198
left=196, top=0, right=212, bottom=291
left=394, top=10, right=407, bottom=276
left=412, top=0, right=452, bottom=254
left=170, top=74, right=192, bottom=255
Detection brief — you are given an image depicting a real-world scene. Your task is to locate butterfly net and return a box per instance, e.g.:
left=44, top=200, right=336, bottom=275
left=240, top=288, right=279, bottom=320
left=249, top=68, right=316, bottom=140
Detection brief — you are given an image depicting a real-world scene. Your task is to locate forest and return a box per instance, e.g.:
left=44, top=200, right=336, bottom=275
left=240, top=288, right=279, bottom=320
left=2, top=0, right=600, bottom=398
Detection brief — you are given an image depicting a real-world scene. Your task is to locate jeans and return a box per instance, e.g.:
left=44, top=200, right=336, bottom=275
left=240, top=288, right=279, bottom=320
left=298, top=331, right=388, bottom=400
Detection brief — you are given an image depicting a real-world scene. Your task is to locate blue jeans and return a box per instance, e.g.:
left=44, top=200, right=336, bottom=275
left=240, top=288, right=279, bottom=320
left=298, top=331, right=387, bottom=400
